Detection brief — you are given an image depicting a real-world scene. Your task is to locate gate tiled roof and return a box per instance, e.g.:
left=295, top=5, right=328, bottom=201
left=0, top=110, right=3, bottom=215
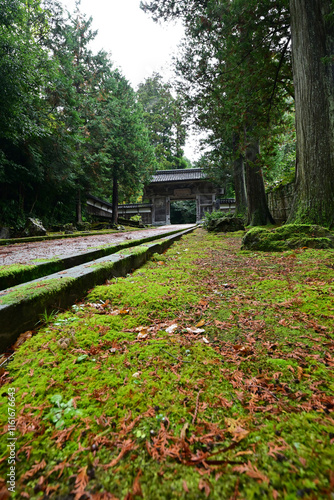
left=151, top=168, right=206, bottom=183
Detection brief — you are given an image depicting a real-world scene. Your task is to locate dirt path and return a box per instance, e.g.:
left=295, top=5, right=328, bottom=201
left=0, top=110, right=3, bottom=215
left=0, top=225, right=194, bottom=266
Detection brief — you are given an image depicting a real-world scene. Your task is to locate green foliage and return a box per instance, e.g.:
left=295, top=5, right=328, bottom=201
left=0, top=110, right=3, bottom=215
left=89, top=72, right=156, bottom=205
left=129, top=214, right=142, bottom=223
left=202, top=209, right=227, bottom=228
left=0, top=0, right=80, bottom=226
left=142, top=0, right=293, bottom=223
left=195, top=146, right=235, bottom=195
left=0, top=1, right=155, bottom=228
left=137, top=73, right=188, bottom=170
left=43, top=394, right=83, bottom=429
left=262, top=112, right=296, bottom=188
left=37, top=308, right=59, bottom=326
left=0, top=0, right=68, bottom=226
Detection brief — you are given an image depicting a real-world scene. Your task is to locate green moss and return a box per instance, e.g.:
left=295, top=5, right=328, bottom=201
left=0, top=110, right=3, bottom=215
left=242, top=224, right=334, bottom=251
left=275, top=224, right=331, bottom=238
left=0, top=277, right=74, bottom=305
left=289, top=205, right=333, bottom=229
left=0, top=229, right=333, bottom=498
left=31, top=257, right=58, bottom=264
left=0, top=263, right=36, bottom=279
left=286, top=236, right=333, bottom=249
left=117, top=245, right=149, bottom=257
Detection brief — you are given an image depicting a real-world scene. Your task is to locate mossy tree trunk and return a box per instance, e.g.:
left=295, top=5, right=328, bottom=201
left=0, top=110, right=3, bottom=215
left=288, top=0, right=334, bottom=228
left=245, top=139, right=275, bottom=226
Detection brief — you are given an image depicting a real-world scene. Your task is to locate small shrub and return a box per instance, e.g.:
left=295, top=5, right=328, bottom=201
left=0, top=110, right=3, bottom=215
left=77, top=222, right=91, bottom=231
left=63, top=223, right=77, bottom=233
left=130, top=215, right=142, bottom=223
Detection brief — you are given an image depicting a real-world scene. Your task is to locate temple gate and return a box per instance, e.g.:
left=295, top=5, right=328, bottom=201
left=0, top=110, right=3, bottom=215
left=143, top=168, right=226, bottom=225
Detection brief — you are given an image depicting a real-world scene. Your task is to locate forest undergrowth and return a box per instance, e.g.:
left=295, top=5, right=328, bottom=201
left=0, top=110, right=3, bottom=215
left=0, top=228, right=333, bottom=499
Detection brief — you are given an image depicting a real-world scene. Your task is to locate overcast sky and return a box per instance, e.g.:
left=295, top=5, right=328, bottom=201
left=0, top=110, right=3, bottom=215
left=59, top=0, right=201, bottom=161
left=61, top=0, right=184, bottom=88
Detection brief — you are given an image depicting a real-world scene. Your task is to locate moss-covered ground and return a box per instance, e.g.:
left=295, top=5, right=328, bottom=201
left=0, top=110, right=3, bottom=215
left=0, top=229, right=333, bottom=499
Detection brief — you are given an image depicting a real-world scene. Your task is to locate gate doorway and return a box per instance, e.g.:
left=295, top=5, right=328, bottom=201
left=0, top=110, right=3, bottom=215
left=170, top=200, right=196, bottom=224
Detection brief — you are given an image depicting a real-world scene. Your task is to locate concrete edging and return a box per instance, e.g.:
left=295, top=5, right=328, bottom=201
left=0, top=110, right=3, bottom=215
left=0, top=226, right=196, bottom=351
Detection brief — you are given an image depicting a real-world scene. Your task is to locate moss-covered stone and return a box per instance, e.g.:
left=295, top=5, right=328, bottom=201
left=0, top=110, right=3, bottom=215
left=0, top=277, right=75, bottom=306
left=242, top=224, right=334, bottom=251
left=205, top=214, right=245, bottom=232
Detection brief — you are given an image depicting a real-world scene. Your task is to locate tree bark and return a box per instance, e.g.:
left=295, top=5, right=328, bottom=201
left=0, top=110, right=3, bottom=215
left=76, top=188, right=82, bottom=224
left=288, top=0, right=334, bottom=227
left=111, top=171, right=118, bottom=226
left=245, top=139, right=275, bottom=226
left=232, top=134, right=247, bottom=216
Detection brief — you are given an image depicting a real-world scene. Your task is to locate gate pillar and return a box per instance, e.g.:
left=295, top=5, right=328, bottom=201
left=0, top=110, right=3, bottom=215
left=152, top=196, right=169, bottom=225
left=196, top=195, right=201, bottom=223
left=166, top=196, right=171, bottom=224
left=196, top=194, right=216, bottom=222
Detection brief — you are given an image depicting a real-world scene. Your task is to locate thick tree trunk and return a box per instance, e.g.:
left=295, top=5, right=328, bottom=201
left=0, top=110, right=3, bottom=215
left=245, top=139, right=275, bottom=226
left=288, top=0, right=334, bottom=227
left=111, top=172, right=118, bottom=226
left=232, top=134, right=247, bottom=216
left=76, top=188, right=82, bottom=224
left=234, top=156, right=247, bottom=216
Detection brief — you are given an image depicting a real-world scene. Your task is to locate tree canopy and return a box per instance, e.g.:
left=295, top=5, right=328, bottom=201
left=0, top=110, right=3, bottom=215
left=0, top=0, right=155, bottom=229
left=137, top=73, right=188, bottom=170
left=141, top=0, right=334, bottom=227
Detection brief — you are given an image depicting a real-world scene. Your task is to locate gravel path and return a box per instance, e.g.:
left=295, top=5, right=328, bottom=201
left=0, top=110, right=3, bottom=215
left=0, top=225, right=194, bottom=266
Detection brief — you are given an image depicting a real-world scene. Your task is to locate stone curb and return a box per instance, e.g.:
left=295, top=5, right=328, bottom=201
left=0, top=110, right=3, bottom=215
left=0, top=227, right=196, bottom=351
left=0, top=227, right=193, bottom=290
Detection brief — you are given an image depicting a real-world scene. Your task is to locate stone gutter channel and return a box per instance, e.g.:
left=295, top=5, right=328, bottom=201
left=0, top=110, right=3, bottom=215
left=0, top=226, right=196, bottom=352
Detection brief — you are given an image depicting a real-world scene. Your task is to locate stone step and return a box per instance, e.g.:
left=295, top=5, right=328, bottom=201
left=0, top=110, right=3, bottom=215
left=0, top=227, right=190, bottom=290
left=0, top=227, right=196, bottom=351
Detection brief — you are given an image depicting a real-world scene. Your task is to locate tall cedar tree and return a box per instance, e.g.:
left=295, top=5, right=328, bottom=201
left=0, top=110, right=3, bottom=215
left=0, top=1, right=155, bottom=227
left=46, top=4, right=155, bottom=225
left=137, top=73, right=187, bottom=170
left=288, top=0, right=334, bottom=227
left=142, top=0, right=334, bottom=227
left=0, top=0, right=59, bottom=226
left=87, top=72, right=156, bottom=224
left=50, top=4, right=108, bottom=222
